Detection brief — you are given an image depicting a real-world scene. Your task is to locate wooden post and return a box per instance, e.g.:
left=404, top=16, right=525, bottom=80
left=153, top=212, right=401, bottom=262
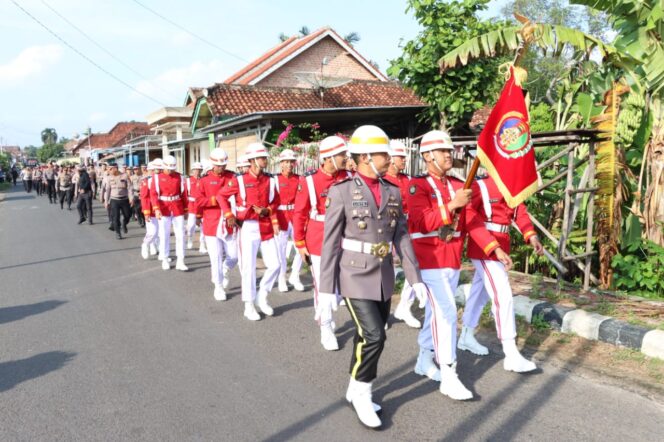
left=584, top=142, right=596, bottom=291
left=557, top=143, right=576, bottom=281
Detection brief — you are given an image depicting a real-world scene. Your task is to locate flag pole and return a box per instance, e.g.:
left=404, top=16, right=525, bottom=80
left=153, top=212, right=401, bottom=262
left=462, top=14, right=537, bottom=190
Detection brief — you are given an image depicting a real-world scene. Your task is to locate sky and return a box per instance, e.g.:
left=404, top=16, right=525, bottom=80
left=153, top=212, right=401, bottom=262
left=0, top=0, right=505, bottom=148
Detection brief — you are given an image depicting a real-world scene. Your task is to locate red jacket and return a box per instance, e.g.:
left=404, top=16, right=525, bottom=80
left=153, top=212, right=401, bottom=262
left=195, top=170, right=236, bottom=237
left=407, top=173, right=467, bottom=270
left=186, top=176, right=200, bottom=214
left=150, top=172, right=188, bottom=217
left=384, top=172, right=410, bottom=215
left=139, top=176, right=154, bottom=217
left=217, top=171, right=280, bottom=241
left=275, top=172, right=300, bottom=231
left=292, top=168, right=351, bottom=256
left=466, top=175, right=537, bottom=260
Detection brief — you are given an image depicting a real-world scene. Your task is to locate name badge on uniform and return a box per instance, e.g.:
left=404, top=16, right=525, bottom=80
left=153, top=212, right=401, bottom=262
left=352, top=201, right=368, bottom=207
left=245, top=183, right=255, bottom=188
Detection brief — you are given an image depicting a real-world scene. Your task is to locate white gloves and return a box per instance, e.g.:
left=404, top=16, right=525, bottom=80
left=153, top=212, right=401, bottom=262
left=315, top=292, right=339, bottom=321
left=411, top=282, right=429, bottom=308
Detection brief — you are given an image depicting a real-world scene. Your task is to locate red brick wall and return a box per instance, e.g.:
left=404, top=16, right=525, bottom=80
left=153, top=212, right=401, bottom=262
left=257, top=37, right=379, bottom=88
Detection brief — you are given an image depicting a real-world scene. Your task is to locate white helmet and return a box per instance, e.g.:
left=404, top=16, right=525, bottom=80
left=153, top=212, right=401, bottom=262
left=236, top=155, right=250, bottom=168
left=419, top=130, right=454, bottom=154
left=190, top=161, right=203, bottom=170
left=348, top=125, right=390, bottom=155
left=389, top=139, right=408, bottom=157
left=278, top=149, right=297, bottom=162
left=318, top=135, right=348, bottom=159
left=163, top=155, right=177, bottom=170
left=150, top=158, right=164, bottom=170
left=209, top=148, right=228, bottom=166
left=244, top=142, right=269, bottom=160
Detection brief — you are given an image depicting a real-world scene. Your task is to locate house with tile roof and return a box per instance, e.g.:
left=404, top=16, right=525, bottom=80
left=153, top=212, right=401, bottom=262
left=71, top=122, right=151, bottom=163
left=162, top=26, right=428, bottom=171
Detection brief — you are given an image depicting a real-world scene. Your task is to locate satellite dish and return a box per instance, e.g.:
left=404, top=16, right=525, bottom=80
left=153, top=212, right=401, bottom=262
left=294, top=72, right=352, bottom=90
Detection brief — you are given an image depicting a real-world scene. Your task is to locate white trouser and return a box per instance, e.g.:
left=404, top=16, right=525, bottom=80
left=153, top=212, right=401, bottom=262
left=276, top=222, right=302, bottom=279
left=239, top=220, right=280, bottom=302
left=143, top=217, right=159, bottom=246
left=399, top=278, right=415, bottom=304
left=205, top=220, right=239, bottom=285
left=310, top=254, right=333, bottom=326
left=158, top=215, right=185, bottom=261
left=186, top=213, right=197, bottom=238
left=462, top=259, right=516, bottom=341
left=418, top=268, right=460, bottom=366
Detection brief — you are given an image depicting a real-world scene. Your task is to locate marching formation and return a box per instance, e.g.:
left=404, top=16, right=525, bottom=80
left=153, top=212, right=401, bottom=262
left=21, top=125, right=544, bottom=430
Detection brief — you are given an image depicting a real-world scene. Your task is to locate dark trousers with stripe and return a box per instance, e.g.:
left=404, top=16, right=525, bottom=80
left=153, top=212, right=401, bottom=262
left=345, top=296, right=391, bottom=383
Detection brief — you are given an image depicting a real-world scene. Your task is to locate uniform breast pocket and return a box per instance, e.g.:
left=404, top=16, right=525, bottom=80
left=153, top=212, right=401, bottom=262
left=341, top=253, right=367, bottom=269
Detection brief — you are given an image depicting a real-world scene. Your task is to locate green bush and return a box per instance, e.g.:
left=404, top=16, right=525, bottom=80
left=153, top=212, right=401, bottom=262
left=612, top=240, right=664, bottom=299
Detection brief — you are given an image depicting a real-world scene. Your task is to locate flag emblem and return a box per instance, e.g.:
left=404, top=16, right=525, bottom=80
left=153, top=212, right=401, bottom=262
left=494, top=111, right=532, bottom=159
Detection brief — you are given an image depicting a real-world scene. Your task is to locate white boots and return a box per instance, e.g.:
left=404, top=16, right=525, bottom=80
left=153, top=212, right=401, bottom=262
left=415, top=348, right=473, bottom=400
left=458, top=326, right=489, bottom=355
left=346, top=378, right=381, bottom=429
left=186, top=238, right=193, bottom=250
left=175, top=259, right=188, bottom=272
left=213, top=284, right=226, bottom=301
left=439, top=362, right=473, bottom=400
left=257, top=291, right=273, bottom=316
left=149, top=243, right=158, bottom=256
left=199, top=241, right=207, bottom=255
left=141, top=244, right=149, bottom=260
left=222, top=266, right=230, bottom=289
left=414, top=348, right=441, bottom=381
left=278, top=274, right=289, bottom=293
left=394, top=298, right=421, bottom=328
left=161, top=259, right=170, bottom=270
left=320, top=323, right=339, bottom=351
left=244, top=302, right=261, bottom=321
left=502, top=339, right=537, bottom=373
left=288, top=273, right=305, bottom=291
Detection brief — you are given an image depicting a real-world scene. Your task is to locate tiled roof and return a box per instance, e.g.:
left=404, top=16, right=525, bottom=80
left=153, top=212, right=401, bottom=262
left=72, top=122, right=151, bottom=152
left=224, top=27, right=386, bottom=85
left=205, top=80, right=424, bottom=117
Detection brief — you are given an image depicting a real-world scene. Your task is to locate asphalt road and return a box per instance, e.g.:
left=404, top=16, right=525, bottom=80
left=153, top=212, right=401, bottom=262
left=1, top=184, right=663, bottom=441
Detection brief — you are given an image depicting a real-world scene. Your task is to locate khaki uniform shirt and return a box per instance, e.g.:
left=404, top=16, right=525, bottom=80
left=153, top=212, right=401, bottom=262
left=319, top=176, right=422, bottom=301
left=104, top=173, right=132, bottom=201
left=58, top=172, right=72, bottom=190
left=130, top=174, right=141, bottom=198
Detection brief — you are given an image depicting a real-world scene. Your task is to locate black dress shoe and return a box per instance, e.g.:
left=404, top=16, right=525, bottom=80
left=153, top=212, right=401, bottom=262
left=77, top=219, right=85, bottom=224
left=108, top=225, right=115, bottom=231
left=88, top=221, right=94, bottom=225
left=123, top=225, right=128, bottom=234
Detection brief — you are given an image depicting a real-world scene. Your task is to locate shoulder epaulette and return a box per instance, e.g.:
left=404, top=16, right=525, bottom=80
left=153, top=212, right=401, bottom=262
left=304, top=170, right=318, bottom=177
left=381, top=178, right=399, bottom=187
left=331, top=177, right=352, bottom=187
left=414, top=174, right=428, bottom=179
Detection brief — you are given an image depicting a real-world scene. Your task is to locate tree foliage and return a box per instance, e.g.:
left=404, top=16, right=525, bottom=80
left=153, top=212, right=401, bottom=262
left=388, top=0, right=510, bottom=131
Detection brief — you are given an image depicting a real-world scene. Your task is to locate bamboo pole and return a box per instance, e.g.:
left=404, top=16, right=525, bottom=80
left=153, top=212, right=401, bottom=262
left=557, top=143, right=576, bottom=282
left=584, top=142, right=596, bottom=290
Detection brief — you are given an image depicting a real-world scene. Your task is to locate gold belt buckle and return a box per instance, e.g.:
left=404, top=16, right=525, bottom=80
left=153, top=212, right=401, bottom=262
left=371, top=241, right=390, bottom=259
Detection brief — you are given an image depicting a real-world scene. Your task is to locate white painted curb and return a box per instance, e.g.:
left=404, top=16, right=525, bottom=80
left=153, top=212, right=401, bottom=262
left=641, top=329, right=664, bottom=360
left=561, top=310, right=611, bottom=340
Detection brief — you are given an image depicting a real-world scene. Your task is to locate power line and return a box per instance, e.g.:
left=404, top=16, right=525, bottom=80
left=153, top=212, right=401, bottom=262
left=39, top=0, right=180, bottom=102
left=131, top=0, right=248, bottom=63
left=10, top=0, right=165, bottom=107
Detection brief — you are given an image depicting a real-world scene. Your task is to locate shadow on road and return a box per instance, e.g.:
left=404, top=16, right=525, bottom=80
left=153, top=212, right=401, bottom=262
left=0, top=351, right=76, bottom=393
left=261, top=357, right=416, bottom=441
left=0, top=247, right=136, bottom=271
left=2, top=194, right=36, bottom=201
left=0, top=300, right=67, bottom=325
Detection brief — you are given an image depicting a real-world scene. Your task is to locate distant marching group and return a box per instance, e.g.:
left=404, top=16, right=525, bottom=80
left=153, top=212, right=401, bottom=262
left=20, top=125, right=545, bottom=429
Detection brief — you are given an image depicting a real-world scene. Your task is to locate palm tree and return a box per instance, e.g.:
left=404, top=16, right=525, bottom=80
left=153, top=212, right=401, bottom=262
left=41, top=128, right=58, bottom=145
left=344, top=32, right=361, bottom=45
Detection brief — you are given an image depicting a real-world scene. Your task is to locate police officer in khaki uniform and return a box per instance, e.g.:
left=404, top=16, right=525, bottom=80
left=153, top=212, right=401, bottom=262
left=129, top=166, right=145, bottom=227
left=104, top=164, right=133, bottom=239
left=318, top=125, right=428, bottom=429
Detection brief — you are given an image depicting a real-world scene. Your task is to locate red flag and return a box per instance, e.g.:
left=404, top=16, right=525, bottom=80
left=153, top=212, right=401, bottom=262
left=476, top=66, right=537, bottom=208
